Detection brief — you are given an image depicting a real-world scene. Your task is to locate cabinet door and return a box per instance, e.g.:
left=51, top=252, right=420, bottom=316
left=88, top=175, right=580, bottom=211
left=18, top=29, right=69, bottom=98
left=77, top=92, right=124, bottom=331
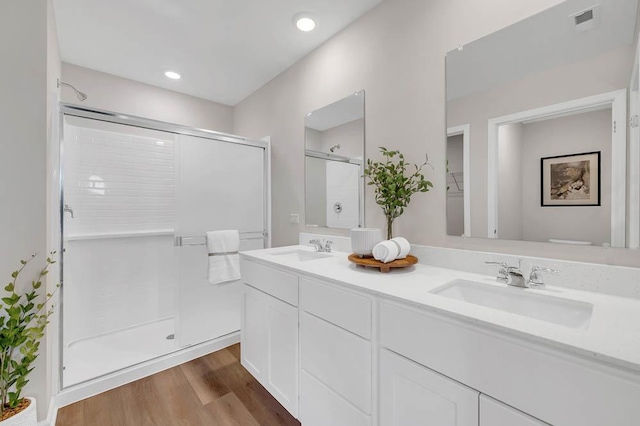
left=300, top=370, right=370, bottom=426
left=380, top=349, right=479, bottom=426
left=241, top=284, right=268, bottom=381
left=265, top=290, right=299, bottom=417
left=480, top=395, right=549, bottom=426
left=241, top=284, right=298, bottom=417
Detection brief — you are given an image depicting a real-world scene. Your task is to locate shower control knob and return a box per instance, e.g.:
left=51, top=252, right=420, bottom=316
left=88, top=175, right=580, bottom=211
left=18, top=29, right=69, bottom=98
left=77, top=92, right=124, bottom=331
left=333, top=202, right=343, bottom=213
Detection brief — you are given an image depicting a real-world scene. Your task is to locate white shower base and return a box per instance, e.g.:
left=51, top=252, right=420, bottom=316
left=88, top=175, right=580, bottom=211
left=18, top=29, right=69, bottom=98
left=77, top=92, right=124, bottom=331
left=63, top=318, right=177, bottom=387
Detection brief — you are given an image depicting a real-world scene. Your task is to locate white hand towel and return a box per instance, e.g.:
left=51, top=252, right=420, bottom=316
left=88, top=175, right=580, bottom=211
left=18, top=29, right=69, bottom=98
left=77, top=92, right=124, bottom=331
left=390, top=237, right=411, bottom=259
left=206, top=230, right=240, bottom=285
left=372, top=240, right=400, bottom=264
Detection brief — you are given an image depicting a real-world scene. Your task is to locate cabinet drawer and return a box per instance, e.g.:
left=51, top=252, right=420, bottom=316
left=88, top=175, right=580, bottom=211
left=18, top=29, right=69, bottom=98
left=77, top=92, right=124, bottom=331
left=380, top=301, right=640, bottom=426
left=300, top=371, right=370, bottom=426
left=300, top=312, right=372, bottom=414
left=300, top=277, right=371, bottom=339
left=480, top=395, right=549, bottom=426
left=240, top=258, right=298, bottom=306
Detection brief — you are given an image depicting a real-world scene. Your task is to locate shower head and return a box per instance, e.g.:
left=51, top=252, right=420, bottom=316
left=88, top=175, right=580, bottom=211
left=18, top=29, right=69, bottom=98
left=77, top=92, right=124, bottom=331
left=58, top=79, right=88, bottom=102
left=330, top=144, right=341, bottom=153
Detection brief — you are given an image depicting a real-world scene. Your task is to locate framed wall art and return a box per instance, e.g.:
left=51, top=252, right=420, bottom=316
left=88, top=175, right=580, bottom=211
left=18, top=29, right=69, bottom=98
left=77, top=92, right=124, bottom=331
left=541, top=151, right=601, bottom=207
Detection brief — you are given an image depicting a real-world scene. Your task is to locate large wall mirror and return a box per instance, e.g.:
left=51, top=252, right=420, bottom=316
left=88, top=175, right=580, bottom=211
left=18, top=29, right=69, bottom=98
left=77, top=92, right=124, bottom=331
left=446, top=0, right=640, bottom=249
left=305, top=91, right=365, bottom=229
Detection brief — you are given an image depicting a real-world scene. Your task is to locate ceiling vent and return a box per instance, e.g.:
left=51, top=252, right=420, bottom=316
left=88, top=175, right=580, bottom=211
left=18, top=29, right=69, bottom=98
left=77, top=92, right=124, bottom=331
left=570, top=4, right=600, bottom=33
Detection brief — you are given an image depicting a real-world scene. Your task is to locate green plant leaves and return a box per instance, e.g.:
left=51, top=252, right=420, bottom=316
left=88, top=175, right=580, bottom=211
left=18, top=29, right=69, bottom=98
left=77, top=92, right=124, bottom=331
left=363, top=147, right=434, bottom=228
left=0, top=252, right=59, bottom=414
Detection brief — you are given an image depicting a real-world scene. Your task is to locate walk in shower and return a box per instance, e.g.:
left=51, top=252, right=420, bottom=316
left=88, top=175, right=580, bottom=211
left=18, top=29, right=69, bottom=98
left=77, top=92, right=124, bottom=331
left=59, top=105, right=269, bottom=387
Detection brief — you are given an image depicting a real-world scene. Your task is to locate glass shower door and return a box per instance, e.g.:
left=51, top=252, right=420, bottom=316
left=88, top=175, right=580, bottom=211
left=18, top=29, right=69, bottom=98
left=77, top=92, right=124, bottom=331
left=61, top=116, right=178, bottom=387
left=174, top=134, right=266, bottom=348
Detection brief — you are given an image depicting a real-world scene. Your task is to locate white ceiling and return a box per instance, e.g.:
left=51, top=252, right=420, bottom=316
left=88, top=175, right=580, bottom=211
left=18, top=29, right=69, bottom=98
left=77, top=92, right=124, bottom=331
left=446, top=0, right=638, bottom=100
left=53, top=0, right=384, bottom=106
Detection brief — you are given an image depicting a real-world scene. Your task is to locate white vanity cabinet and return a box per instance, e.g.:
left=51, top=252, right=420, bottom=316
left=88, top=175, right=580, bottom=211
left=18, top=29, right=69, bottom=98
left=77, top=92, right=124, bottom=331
left=239, top=253, right=640, bottom=426
left=380, top=349, right=479, bottom=426
left=299, top=277, right=373, bottom=426
left=240, top=259, right=299, bottom=417
left=379, top=300, right=640, bottom=426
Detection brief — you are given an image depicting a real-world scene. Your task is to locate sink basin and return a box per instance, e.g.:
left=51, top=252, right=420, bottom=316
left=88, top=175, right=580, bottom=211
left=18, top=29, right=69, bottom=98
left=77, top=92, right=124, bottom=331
left=431, top=279, right=593, bottom=330
left=268, top=248, right=332, bottom=262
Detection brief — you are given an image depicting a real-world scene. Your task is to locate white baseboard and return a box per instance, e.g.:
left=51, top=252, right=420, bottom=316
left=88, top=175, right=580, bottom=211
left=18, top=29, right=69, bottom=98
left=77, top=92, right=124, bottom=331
left=38, top=331, right=240, bottom=425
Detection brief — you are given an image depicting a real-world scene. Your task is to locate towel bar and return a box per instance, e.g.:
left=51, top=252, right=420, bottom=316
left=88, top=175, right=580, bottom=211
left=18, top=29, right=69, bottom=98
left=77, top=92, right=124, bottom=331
left=175, top=232, right=267, bottom=247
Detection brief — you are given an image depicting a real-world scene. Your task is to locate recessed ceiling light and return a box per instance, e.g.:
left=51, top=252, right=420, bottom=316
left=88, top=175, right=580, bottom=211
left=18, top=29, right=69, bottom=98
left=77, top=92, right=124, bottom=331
left=293, top=12, right=316, bottom=32
left=164, top=71, right=181, bottom=80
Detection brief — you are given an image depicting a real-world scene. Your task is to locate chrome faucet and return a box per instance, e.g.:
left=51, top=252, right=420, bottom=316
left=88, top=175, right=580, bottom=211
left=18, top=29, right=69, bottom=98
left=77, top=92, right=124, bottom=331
left=64, top=204, right=75, bottom=219
left=487, top=261, right=560, bottom=288
left=486, top=260, right=526, bottom=288
left=309, top=239, right=333, bottom=253
left=528, top=266, right=560, bottom=288
left=309, top=239, right=323, bottom=252
left=505, top=265, right=526, bottom=288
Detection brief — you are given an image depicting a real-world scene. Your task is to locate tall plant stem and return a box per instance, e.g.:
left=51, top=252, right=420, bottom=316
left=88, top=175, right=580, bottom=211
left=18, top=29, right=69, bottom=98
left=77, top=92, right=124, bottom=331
left=386, top=216, right=394, bottom=240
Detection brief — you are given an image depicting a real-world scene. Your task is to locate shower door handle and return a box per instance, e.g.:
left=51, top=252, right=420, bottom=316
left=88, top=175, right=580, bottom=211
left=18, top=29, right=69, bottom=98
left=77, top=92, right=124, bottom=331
left=64, top=204, right=75, bottom=219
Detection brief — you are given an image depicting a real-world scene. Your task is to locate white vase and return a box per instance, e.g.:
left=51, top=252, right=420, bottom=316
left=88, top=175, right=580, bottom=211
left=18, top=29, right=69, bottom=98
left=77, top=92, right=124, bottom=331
left=351, top=228, right=383, bottom=256
left=0, top=398, right=37, bottom=426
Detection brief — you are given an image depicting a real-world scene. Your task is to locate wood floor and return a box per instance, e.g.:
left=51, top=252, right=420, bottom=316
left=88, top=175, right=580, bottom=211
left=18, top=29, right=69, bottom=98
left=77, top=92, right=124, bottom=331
left=56, top=344, right=301, bottom=426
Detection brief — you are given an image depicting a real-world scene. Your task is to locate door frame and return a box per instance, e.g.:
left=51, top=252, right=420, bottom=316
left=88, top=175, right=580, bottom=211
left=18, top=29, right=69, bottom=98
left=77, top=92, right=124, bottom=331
left=487, top=89, right=627, bottom=247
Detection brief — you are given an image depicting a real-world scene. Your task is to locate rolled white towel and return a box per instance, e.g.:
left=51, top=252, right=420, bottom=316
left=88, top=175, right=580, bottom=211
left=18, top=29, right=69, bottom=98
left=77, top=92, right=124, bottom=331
left=390, top=237, right=410, bottom=259
left=372, top=240, right=400, bottom=264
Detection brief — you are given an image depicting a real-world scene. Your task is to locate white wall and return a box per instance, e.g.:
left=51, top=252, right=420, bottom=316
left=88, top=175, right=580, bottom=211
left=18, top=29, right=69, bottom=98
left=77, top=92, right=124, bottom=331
left=521, top=109, right=612, bottom=245
left=61, top=63, right=234, bottom=133
left=317, top=118, right=365, bottom=158
left=0, top=0, right=60, bottom=419
left=233, top=0, right=640, bottom=267
left=46, top=0, right=62, bottom=417
left=498, top=123, right=524, bottom=240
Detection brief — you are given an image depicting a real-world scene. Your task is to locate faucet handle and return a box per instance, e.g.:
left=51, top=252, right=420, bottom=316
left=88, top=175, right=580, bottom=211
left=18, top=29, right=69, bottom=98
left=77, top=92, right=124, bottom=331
left=485, top=261, right=509, bottom=281
left=324, top=240, right=333, bottom=252
left=528, top=265, right=560, bottom=288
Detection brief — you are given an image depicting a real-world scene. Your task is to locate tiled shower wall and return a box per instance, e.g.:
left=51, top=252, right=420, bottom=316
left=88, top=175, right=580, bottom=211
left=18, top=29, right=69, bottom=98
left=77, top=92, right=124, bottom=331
left=326, top=161, right=360, bottom=229
left=63, top=123, right=177, bottom=344
left=64, top=125, right=175, bottom=236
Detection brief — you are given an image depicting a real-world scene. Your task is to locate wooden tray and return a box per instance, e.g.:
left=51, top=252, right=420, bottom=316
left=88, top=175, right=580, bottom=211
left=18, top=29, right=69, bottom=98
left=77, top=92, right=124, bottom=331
left=348, top=254, right=418, bottom=273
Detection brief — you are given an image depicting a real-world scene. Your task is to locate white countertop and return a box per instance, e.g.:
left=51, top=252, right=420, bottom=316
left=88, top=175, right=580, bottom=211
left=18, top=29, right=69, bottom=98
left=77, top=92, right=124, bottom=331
left=241, top=245, right=640, bottom=374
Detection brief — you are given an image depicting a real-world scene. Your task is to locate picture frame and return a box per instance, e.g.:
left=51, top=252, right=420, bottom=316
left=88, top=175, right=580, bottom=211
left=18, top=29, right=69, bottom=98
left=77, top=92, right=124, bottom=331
left=541, top=151, right=601, bottom=207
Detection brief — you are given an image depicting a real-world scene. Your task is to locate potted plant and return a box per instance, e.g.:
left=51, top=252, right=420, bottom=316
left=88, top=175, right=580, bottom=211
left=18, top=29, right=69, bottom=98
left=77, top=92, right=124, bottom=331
left=0, top=253, right=57, bottom=425
left=364, top=147, right=433, bottom=240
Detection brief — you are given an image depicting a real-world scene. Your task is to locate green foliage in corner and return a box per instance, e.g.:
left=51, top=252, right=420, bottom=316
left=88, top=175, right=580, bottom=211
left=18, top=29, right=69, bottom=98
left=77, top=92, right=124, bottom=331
left=0, top=253, right=58, bottom=415
left=363, top=147, right=433, bottom=239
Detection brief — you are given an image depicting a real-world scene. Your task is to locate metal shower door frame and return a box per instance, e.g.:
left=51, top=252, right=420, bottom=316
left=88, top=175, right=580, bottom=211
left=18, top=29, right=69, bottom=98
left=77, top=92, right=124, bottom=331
left=56, top=103, right=271, bottom=391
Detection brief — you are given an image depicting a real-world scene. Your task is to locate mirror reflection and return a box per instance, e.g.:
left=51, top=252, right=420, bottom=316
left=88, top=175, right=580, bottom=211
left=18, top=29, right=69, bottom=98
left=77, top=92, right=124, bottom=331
left=305, top=91, right=365, bottom=229
left=446, top=0, right=640, bottom=248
